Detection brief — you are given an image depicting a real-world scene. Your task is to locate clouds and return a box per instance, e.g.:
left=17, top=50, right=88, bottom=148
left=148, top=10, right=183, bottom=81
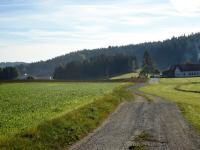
left=170, top=0, right=200, bottom=15
left=0, top=0, right=200, bottom=62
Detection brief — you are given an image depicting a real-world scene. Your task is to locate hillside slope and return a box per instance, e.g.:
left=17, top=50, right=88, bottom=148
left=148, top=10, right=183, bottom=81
left=0, top=62, right=27, bottom=68
left=17, top=33, right=200, bottom=77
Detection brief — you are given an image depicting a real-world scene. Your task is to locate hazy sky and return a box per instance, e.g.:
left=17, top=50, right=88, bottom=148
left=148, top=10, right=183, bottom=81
left=1, top=0, right=200, bottom=62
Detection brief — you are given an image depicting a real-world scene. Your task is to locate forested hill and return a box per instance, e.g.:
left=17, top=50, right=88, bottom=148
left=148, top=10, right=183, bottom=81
left=0, top=62, right=27, bottom=68
left=16, top=33, right=200, bottom=77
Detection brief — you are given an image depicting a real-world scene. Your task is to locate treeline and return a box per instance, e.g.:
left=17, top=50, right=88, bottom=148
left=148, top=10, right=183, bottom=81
left=0, top=67, right=19, bottom=80
left=16, top=33, right=200, bottom=77
left=53, top=54, right=137, bottom=80
left=0, top=62, right=26, bottom=68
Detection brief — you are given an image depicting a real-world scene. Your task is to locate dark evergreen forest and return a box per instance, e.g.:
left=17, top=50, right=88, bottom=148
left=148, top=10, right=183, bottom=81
left=53, top=54, right=137, bottom=80
left=16, top=33, right=200, bottom=77
left=0, top=67, right=19, bottom=80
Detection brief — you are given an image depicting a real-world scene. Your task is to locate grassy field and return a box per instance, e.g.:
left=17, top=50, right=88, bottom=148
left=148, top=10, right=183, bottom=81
left=0, top=82, right=120, bottom=138
left=0, top=82, right=133, bottom=149
left=178, top=83, right=200, bottom=92
left=110, top=72, right=139, bottom=80
left=140, top=77, right=200, bottom=132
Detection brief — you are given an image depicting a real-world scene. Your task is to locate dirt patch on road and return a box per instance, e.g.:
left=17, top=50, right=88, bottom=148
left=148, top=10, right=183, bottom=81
left=69, top=84, right=200, bottom=150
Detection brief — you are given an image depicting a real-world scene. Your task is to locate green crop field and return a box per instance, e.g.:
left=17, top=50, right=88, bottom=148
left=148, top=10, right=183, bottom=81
left=140, top=77, right=200, bottom=132
left=110, top=72, right=139, bottom=80
left=0, top=82, right=120, bottom=139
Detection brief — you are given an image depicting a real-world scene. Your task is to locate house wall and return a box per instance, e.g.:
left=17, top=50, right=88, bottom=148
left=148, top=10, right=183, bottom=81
left=175, top=68, right=200, bottom=77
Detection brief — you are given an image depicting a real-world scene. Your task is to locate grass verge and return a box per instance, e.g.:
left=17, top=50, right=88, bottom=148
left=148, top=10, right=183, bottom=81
left=0, top=83, right=134, bottom=150
left=135, top=92, right=154, bottom=102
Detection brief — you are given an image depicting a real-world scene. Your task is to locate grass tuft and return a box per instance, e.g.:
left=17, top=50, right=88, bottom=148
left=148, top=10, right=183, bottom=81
left=129, top=131, right=153, bottom=150
left=134, top=131, right=152, bottom=142
left=129, top=144, right=145, bottom=150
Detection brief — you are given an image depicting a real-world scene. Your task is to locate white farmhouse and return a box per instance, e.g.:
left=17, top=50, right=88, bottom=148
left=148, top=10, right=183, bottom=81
left=171, top=64, right=200, bottom=77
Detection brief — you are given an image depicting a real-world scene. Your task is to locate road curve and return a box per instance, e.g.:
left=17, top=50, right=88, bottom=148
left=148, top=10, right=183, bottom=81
left=69, top=83, right=200, bottom=150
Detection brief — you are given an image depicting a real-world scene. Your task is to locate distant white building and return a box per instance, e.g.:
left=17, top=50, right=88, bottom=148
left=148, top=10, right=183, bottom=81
left=163, top=64, right=200, bottom=78
left=18, top=73, right=28, bottom=79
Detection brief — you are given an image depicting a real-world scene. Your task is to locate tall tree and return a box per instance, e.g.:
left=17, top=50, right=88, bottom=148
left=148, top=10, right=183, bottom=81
left=140, top=50, right=156, bottom=76
left=142, top=50, right=153, bottom=68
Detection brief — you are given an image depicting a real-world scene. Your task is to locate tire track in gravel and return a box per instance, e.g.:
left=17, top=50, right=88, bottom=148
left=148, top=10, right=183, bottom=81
left=69, top=83, right=200, bottom=150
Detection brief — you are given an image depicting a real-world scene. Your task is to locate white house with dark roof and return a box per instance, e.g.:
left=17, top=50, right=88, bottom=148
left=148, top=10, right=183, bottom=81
left=162, top=64, right=200, bottom=78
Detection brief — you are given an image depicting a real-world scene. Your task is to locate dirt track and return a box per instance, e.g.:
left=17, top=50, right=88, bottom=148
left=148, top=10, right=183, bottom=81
left=69, top=83, right=200, bottom=150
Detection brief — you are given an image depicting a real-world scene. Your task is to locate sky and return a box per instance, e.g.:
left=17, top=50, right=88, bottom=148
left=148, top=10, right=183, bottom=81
left=1, top=0, right=200, bottom=62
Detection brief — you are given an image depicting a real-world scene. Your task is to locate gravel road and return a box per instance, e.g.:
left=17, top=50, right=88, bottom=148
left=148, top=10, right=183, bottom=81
left=69, top=83, right=200, bottom=150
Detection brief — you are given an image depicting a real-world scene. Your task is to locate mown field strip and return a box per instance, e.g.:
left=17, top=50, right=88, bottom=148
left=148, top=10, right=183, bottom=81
left=175, top=82, right=200, bottom=93
left=110, top=72, right=139, bottom=80
left=0, top=82, right=120, bottom=138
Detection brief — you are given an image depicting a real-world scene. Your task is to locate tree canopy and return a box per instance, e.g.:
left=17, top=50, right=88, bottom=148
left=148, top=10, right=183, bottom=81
left=140, top=50, right=159, bottom=76
left=53, top=54, right=137, bottom=80
left=0, top=67, right=19, bottom=80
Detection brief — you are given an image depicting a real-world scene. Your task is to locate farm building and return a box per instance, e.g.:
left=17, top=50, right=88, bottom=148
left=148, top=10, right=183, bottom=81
left=162, top=64, right=200, bottom=78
